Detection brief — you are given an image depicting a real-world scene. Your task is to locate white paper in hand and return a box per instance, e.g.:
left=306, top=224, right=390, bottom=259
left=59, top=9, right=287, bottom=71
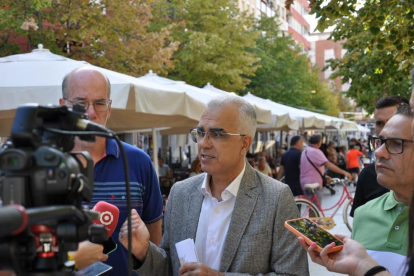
left=175, top=238, right=199, bottom=266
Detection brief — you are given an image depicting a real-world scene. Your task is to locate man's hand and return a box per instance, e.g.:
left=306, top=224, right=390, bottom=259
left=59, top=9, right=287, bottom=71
left=119, top=209, right=150, bottom=261
left=344, top=171, right=352, bottom=181
left=179, top=262, right=223, bottom=276
left=69, top=240, right=108, bottom=269
left=297, top=235, right=383, bottom=275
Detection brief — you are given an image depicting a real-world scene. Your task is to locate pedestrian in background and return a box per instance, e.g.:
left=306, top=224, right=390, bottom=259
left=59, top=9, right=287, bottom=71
left=346, top=144, right=363, bottom=182
left=277, top=135, right=304, bottom=196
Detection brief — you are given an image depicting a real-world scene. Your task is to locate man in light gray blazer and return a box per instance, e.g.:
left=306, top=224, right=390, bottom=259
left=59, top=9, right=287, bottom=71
left=119, top=95, right=309, bottom=276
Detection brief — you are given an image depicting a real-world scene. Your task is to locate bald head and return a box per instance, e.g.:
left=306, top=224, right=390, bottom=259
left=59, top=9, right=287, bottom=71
left=60, top=66, right=112, bottom=128
left=62, top=67, right=111, bottom=100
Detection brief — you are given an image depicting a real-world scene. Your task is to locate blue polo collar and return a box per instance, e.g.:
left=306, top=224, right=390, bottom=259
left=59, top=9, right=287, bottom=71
left=105, top=138, right=120, bottom=158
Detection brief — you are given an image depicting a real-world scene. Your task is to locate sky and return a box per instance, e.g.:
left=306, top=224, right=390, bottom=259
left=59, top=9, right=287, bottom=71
left=305, top=13, right=335, bottom=34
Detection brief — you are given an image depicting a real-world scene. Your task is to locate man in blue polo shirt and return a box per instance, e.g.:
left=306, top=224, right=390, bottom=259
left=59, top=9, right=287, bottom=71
left=60, top=67, right=163, bottom=275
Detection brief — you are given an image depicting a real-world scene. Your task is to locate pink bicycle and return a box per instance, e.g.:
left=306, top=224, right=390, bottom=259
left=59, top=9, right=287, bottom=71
left=295, top=178, right=355, bottom=232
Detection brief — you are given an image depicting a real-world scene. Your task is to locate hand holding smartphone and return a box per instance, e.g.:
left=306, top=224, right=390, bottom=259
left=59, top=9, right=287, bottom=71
left=285, top=218, right=344, bottom=253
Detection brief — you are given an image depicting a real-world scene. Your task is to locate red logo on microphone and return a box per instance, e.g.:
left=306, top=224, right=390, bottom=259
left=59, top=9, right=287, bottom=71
left=100, top=211, right=114, bottom=226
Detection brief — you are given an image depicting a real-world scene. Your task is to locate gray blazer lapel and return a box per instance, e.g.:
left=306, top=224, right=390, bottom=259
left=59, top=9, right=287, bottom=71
left=184, top=178, right=204, bottom=240
left=220, top=164, right=259, bottom=271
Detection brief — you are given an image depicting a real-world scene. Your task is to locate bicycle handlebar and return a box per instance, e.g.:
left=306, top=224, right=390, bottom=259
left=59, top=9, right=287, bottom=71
left=330, top=178, right=355, bottom=186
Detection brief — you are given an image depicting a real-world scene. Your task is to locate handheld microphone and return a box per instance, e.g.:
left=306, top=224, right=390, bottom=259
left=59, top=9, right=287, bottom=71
left=92, top=201, right=119, bottom=239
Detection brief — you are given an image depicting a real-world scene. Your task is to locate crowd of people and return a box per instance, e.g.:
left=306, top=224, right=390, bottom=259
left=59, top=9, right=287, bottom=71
left=247, top=134, right=366, bottom=202
left=2, top=66, right=413, bottom=276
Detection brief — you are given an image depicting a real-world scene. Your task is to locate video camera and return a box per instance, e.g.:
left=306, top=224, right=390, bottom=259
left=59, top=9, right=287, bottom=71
left=0, top=104, right=109, bottom=276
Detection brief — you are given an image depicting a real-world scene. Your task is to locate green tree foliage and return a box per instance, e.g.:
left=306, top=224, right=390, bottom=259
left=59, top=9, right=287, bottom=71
left=326, top=28, right=411, bottom=114
left=153, top=0, right=260, bottom=91
left=285, top=0, right=413, bottom=113
left=0, top=0, right=178, bottom=76
left=0, top=0, right=52, bottom=55
left=243, top=16, right=340, bottom=115
left=308, top=67, right=342, bottom=117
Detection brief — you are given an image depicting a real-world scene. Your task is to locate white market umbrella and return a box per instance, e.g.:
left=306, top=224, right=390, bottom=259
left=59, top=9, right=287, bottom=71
left=134, top=73, right=273, bottom=135
left=243, top=93, right=357, bottom=131
left=202, top=82, right=234, bottom=95
left=138, top=74, right=272, bottom=124
left=201, top=83, right=277, bottom=127
left=325, top=124, right=370, bottom=133
left=243, top=93, right=308, bottom=130
left=302, top=111, right=358, bottom=130
left=202, top=85, right=299, bottom=131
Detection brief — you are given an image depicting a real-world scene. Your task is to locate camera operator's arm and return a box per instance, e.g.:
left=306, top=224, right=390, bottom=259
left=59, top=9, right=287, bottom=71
left=69, top=240, right=108, bottom=269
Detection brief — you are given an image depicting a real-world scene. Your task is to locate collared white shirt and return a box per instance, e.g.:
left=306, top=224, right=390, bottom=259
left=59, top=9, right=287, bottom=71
left=195, top=164, right=245, bottom=270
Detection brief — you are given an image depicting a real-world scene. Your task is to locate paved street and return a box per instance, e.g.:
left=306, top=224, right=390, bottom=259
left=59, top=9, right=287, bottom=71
left=305, top=183, right=354, bottom=276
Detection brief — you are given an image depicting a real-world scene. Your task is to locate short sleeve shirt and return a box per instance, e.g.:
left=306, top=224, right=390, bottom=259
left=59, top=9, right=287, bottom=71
left=87, top=139, right=163, bottom=276
left=353, top=191, right=409, bottom=276
left=346, top=149, right=363, bottom=169
left=300, top=146, right=328, bottom=189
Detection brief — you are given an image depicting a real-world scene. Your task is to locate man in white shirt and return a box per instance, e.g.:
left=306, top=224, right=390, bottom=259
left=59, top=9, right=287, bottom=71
left=119, top=95, right=309, bottom=276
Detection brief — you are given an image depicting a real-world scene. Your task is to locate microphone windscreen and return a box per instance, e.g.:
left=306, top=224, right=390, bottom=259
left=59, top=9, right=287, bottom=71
left=0, top=205, right=27, bottom=238
left=92, top=201, right=120, bottom=238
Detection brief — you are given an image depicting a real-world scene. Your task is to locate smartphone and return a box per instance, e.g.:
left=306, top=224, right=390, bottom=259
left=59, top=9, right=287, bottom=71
left=75, top=262, right=112, bottom=276
left=102, top=236, right=117, bottom=254
left=285, top=218, right=344, bottom=253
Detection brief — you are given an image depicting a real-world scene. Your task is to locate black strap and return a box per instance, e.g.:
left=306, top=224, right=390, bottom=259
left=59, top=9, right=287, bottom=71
left=364, top=266, right=387, bottom=276
left=305, top=150, right=324, bottom=179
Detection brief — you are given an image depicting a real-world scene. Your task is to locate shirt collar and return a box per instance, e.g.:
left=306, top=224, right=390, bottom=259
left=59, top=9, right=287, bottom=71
left=201, top=162, right=246, bottom=200
left=384, top=191, right=407, bottom=211
left=105, top=138, right=120, bottom=158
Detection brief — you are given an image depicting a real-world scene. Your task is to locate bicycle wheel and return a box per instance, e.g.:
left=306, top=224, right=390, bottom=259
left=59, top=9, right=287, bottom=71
left=343, top=199, right=354, bottom=232
left=295, top=199, right=321, bottom=218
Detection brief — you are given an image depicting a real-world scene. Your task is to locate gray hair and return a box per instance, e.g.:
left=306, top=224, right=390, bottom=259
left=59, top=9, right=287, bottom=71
left=62, top=67, right=111, bottom=99
left=206, top=95, right=257, bottom=137
left=309, top=133, right=322, bottom=145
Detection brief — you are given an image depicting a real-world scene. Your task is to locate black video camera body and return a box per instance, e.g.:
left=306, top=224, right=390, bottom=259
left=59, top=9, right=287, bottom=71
left=0, top=104, right=94, bottom=207
left=0, top=104, right=107, bottom=275
left=0, top=146, right=93, bottom=207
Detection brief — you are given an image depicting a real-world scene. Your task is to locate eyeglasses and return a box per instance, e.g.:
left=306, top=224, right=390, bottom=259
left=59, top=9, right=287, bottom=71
left=190, top=128, right=246, bottom=144
left=368, top=135, right=414, bottom=154
left=64, top=98, right=112, bottom=112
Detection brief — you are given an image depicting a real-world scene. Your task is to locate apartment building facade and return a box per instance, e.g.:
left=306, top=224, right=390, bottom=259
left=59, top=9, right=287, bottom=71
left=238, top=0, right=288, bottom=31
left=286, top=0, right=311, bottom=51
left=308, top=32, right=349, bottom=92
